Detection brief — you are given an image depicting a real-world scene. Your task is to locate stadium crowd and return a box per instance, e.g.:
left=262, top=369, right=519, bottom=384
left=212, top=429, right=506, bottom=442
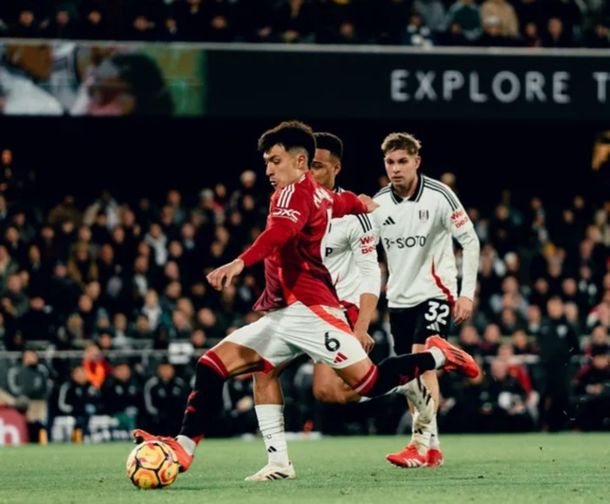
left=0, top=145, right=608, bottom=444
left=1, top=0, right=610, bottom=48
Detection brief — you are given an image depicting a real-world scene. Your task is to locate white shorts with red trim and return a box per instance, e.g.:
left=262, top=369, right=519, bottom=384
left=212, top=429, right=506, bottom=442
left=224, top=301, right=368, bottom=369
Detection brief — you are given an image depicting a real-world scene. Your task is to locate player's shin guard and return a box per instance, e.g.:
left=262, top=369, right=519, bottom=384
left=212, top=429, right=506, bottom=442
left=179, top=351, right=228, bottom=440
left=355, top=353, right=436, bottom=398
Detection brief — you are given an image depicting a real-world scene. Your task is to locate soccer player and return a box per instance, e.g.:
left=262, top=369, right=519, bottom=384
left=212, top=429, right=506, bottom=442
left=373, top=132, right=481, bottom=468
left=132, top=121, right=480, bottom=475
left=244, top=131, right=384, bottom=481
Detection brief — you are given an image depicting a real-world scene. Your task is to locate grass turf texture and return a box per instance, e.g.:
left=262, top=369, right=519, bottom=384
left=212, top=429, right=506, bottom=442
left=0, top=434, right=608, bottom=504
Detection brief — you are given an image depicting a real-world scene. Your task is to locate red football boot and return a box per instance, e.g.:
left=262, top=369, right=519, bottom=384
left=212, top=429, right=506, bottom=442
left=426, top=448, right=444, bottom=468
left=425, top=336, right=481, bottom=378
left=132, top=429, right=194, bottom=473
left=386, top=444, right=427, bottom=468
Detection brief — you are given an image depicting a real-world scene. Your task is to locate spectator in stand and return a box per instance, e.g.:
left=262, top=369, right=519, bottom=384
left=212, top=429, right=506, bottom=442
left=477, top=15, right=516, bottom=46
left=82, top=342, right=112, bottom=390
left=404, top=11, right=434, bottom=47
left=201, top=0, right=238, bottom=42
left=538, top=296, right=580, bottom=431
left=458, top=324, right=482, bottom=357
left=44, top=3, right=81, bottom=39
left=481, top=323, right=502, bottom=356
left=413, top=0, right=446, bottom=33
left=584, top=324, right=608, bottom=357
left=541, top=16, right=574, bottom=47
left=443, top=0, right=482, bottom=42
left=480, top=0, right=519, bottom=38
left=587, top=289, right=610, bottom=331
left=111, top=312, right=130, bottom=349
left=4, top=350, right=49, bottom=442
left=10, top=4, right=42, bottom=38
left=20, top=296, right=55, bottom=344
left=79, top=1, right=112, bottom=40
left=55, top=365, right=101, bottom=437
left=479, top=359, right=534, bottom=432
left=521, top=21, right=542, bottom=47
left=272, top=0, right=315, bottom=44
left=102, top=361, right=141, bottom=432
left=0, top=248, right=20, bottom=295
left=573, top=346, right=610, bottom=430
left=142, top=361, right=188, bottom=436
left=511, top=329, right=537, bottom=355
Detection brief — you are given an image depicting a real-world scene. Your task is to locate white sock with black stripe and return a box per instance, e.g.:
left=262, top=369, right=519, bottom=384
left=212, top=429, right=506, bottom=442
left=255, top=404, right=290, bottom=467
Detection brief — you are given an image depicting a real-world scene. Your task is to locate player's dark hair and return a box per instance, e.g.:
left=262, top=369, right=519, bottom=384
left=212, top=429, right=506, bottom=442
left=381, top=132, right=422, bottom=156
left=258, top=121, right=316, bottom=167
left=314, top=132, right=343, bottom=160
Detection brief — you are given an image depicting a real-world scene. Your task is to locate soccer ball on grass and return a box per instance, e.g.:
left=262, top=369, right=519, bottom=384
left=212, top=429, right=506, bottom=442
left=126, top=440, right=179, bottom=489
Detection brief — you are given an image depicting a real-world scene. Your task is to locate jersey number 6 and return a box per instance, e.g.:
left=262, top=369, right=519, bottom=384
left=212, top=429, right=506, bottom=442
left=324, top=332, right=341, bottom=352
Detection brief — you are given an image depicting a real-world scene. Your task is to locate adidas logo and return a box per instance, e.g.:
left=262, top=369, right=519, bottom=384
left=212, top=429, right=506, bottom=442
left=333, top=352, right=348, bottom=364
left=267, top=446, right=277, bottom=453
left=383, top=216, right=396, bottom=226
left=426, top=322, right=441, bottom=333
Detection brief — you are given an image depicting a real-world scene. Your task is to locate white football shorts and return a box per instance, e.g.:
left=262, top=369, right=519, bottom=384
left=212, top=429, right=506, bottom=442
left=224, top=301, right=367, bottom=369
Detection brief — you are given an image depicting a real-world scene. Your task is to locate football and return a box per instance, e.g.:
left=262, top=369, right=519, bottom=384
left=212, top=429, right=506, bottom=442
left=126, top=440, right=180, bottom=489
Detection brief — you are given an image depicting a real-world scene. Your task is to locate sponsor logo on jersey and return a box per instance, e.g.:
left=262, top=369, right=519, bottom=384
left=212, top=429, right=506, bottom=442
left=450, top=209, right=469, bottom=228
left=325, top=247, right=334, bottom=256
left=383, top=235, right=427, bottom=250
left=271, top=208, right=301, bottom=223
left=383, top=216, right=396, bottom=226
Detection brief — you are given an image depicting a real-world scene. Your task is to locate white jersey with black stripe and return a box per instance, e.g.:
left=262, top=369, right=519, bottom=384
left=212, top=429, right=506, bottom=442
left=371, top=175, right=476, bottom=309
left=322, top=190, right=380, bottom=307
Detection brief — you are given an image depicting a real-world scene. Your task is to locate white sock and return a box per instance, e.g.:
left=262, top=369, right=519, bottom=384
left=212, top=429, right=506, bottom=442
left=429, top=347, right=445, bottom=368
left=255, top=404, right=290, bottom=467
left=429, top=415, right=440, bottom=449
left=410, top=410, right=431, bottom=453
left=176, top=435, right=196, bottom=455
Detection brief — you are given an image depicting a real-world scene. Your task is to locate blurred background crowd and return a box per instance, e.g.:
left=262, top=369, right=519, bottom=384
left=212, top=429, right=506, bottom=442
left=0, top=143, right=607, bottom=443
left=1, top=0, right=610, bottom=48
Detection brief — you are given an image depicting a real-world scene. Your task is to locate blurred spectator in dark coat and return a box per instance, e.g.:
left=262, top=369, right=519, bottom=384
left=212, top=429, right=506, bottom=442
left=56, top=365, right=101, bottom=434
left=102, top=361, right=141, bottom=432
left=5, top=350, right=49, bottom=442
left=142, top=362, right=188, bottom=436
left=573, top=346, right=610, bottom=430
left=537, top=296, right=580, bottom=431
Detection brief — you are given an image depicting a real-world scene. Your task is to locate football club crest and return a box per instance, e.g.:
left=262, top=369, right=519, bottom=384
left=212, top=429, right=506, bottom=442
left=419, top=209, right=429, bottom=222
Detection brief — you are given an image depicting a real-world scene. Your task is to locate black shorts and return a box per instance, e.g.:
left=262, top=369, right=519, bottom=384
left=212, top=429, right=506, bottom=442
left=389, top=299, right=452, bottom=355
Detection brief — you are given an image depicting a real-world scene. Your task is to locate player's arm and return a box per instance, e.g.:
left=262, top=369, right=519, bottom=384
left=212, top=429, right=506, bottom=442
left=442, top=191, right=480, bottom=324
left=207, top=189, right=311, bottom=290
left=332, top=190, right=375, bottom=218
left=349, top=218, right=381, bottom=352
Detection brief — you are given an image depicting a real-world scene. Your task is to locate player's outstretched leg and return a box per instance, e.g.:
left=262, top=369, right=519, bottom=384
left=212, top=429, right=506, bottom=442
left=132, top=350, right=228, bottom=472
left=132, top=342, right=265, bottom=474
left=425, top=336, right=479, bottom=378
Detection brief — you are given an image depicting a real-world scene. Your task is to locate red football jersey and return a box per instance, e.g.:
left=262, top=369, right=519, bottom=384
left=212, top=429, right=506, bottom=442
left=240, top=172, right=366, bottom=311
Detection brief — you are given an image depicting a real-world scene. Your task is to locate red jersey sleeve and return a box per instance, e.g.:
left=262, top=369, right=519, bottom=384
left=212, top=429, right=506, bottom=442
left=239, top=183, right=311, bottom=267
left=332, top=190, right=367, bottom=218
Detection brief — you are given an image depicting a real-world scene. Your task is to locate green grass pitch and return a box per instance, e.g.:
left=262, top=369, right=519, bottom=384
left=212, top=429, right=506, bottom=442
left=1, top=434, right=608, bottom=504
